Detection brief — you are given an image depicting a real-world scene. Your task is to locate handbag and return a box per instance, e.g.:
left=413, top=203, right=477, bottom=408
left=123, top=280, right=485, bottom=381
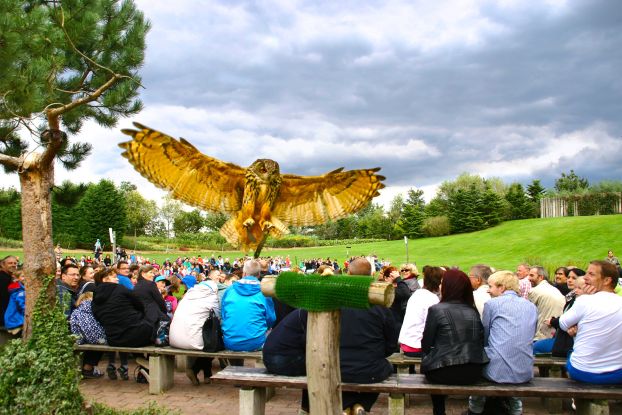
left=202, top=309, right=225, bottom=352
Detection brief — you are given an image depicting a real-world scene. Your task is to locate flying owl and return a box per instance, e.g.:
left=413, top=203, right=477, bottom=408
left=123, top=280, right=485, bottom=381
left=119, top=123, right=386, bottom=257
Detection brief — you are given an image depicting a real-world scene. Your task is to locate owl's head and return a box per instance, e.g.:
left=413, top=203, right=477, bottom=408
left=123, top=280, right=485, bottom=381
left=250, top=159, right=280, bottom=181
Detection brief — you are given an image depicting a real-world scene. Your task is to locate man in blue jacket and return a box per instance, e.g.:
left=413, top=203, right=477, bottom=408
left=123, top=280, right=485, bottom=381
left=221, top=259, right=276, bottom=351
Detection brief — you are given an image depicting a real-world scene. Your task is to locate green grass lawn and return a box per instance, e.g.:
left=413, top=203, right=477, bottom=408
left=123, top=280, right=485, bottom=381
left=1, top=215, right=620, bottom=272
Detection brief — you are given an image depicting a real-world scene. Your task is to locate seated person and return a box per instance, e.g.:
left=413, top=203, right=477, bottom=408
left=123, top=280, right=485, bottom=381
left=467, top=271, right=537, bottom=415
left=4, top=271, right=25, bottom=335
left=92, top=267, right=166, bottom=347
left=70, top=292, right=107, bottom=378
left=170, top=279, right=220, bottom=385
left=221, top=259, right=275, bottom=351
left=421, top=269, right=489, bottom=415
left=559, top=260, right=622, bottom=384
left=133, top=265, right=169, bottom=325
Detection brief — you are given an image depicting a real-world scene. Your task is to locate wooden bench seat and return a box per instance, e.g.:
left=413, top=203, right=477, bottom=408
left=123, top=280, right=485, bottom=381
left=211, top=366, right=622, bottom=415
left=74, top=344, right=265, bottom=394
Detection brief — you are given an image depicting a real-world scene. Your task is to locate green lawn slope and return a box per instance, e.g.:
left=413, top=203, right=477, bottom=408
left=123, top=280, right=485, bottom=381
left=1, top=215, right=620, bottom=272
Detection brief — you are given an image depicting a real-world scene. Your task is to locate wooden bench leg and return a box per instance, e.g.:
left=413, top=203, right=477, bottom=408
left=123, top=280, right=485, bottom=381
left=175, top=355, right=188, bottom=372
left=148, top=354, right=175, bottom=395
left=388, top=393, right=405, bottom=415
left=240, top=386, right=266, bottom=415
left=542, top=366, right=563, bottom=413
left=396, top=366, right=410, bottom=407
left=575, top=399, right=609, bottom=415
left=254, top=359, right=275, bottom=401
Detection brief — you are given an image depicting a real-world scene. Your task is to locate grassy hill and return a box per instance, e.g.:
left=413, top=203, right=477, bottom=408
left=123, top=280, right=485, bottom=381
left=1, top=215, right=620, bottom=272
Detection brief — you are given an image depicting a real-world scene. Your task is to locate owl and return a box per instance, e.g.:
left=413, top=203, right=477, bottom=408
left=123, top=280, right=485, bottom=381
left=119, top=123, right=386, bottom=256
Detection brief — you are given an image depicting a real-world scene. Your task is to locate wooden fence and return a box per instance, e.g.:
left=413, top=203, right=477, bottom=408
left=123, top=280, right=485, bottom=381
left=540, top=193, right=622, bottom=218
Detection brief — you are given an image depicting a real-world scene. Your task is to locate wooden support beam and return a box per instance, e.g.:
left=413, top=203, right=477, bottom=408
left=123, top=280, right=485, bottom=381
left=543, top=366, right=563, bottom=413
left=388, top=393, right=405, bottom=415
left=240, top=387, right=266, bottom=415
left=306, top=310, right=342, bottom=415
left=148, top=354, right=175, bottom=395
left=575, top=399, right=609, bottom=415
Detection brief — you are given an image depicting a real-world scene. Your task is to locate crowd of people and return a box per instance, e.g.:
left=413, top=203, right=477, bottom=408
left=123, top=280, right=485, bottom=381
left=0, top=248, right=621, bottom=415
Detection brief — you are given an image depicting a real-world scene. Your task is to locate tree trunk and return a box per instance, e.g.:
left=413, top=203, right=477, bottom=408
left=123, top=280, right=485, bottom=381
left=19, top=155, right=57, bottom=339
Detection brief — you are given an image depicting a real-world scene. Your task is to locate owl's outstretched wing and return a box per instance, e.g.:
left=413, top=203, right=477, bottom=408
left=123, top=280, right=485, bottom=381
left=119, top=122, right=245, bottom=213
left=273, top=167, right=385, bottom=226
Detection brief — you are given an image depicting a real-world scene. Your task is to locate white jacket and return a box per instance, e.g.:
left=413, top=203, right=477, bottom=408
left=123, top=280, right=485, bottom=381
left=170, top=281, right=220, bottom=350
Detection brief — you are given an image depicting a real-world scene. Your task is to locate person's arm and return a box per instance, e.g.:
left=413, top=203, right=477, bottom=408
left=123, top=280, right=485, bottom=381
left=481, top=302, right=492, bottom=347
left=264, top=297, right=276, bottom=328
left=559, top=296, right=584, bottom=331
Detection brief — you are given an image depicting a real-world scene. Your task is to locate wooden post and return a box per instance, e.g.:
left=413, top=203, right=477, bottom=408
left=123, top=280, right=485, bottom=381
left=261, top=276, right=394, bottom=415
left=240, top=386, right=266, bottom=415
left=575, top=399, right=609, bottom=415
left=306, top=310, right=342, bottom=414
left=543, top=366, right=563, bottom=413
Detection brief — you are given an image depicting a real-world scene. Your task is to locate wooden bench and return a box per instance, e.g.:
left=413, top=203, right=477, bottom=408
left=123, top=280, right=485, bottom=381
left=212, top=366, right=622, bottom=415
left=74, top=344, right=266, bottom=395
left=387, top=352, right=568, bottom=412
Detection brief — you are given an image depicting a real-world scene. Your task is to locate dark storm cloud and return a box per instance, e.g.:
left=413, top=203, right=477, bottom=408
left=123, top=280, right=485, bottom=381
left=37, top=0, right=614, bottom=203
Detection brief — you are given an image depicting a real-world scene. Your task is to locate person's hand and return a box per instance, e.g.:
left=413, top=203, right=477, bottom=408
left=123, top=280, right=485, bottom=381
left=567, top=325, right=578, bottom=337
left=545, top=318, right=552, bottom=326
left=582, top=285, right=597, bottom=295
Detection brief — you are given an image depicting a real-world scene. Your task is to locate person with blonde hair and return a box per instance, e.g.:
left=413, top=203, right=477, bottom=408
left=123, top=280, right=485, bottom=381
left=466, top=271, right=537, bottom=415
left=400, top=263, right=421, bottom=293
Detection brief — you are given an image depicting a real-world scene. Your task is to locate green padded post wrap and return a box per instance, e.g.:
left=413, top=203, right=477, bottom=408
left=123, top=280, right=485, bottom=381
left=274, top=272, right=374, bottom=311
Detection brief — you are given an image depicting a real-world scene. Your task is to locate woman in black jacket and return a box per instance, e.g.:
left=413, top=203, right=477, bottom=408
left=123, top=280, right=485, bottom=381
left=133, top=265, right=169, bottom=326
left=92, top=267, right=156, bottom=347
left=421, top=269, right=489, bottom=415
left=382, top=266, right=410, bottom=341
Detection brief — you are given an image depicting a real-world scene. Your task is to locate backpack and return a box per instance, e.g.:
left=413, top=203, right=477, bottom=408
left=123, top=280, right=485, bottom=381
left=202, top=308, right=225, bottom=352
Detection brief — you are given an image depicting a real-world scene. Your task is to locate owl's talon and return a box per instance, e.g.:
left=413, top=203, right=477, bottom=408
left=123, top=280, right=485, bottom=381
left=262, top=221, right=274, bottom=231
left=243, top=218, right=255, bottom=228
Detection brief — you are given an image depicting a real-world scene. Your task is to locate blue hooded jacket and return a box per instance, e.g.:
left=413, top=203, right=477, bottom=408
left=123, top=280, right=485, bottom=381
left=4, top=282, right=25, bottom=330
left=221, top=276, right=276, bottom=351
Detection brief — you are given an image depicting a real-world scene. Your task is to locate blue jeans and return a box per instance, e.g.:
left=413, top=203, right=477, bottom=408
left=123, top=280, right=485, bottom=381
left=567, top=359, right=622, bottom=384
left=469, top=395, right=522, bottom=415
left=533, top=338, right=555, bottom=355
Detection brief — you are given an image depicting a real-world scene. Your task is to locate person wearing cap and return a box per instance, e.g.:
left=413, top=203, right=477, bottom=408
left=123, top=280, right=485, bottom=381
left=133, top=265, right=169, bottom=326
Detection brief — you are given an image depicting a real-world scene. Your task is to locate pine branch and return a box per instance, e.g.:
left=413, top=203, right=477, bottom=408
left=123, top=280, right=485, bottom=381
left=0, top=153, right=20, bottom=169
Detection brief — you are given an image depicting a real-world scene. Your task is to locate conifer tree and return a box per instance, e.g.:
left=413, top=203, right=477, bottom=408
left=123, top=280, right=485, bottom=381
left=0, top=0, right=149, bottom=338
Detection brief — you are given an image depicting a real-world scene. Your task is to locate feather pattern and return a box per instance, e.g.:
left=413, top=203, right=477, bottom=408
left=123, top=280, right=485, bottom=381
left=119, top=123, right=385, bottom=254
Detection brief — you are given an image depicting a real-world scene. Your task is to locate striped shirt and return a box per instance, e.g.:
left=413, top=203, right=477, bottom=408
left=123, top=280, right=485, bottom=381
left=482, top=291, right=537, bottom=383
left=518, top=277, right=531, bottom=299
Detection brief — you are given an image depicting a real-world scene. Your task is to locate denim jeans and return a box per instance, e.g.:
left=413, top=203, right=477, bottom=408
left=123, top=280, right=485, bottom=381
left=469, top=395, right=523, bottom=415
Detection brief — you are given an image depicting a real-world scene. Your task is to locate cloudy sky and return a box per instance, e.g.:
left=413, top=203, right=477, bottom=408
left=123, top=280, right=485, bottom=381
left=5, top=0, right=622, bottom=206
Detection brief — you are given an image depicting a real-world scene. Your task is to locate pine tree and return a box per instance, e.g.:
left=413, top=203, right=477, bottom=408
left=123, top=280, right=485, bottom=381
left=402, top=188, right=426, bottom=238
left=526, top=179, right=546, bottom=217
left=75, top=180, right=127, bottom=247
left=0, top=0, right=149, bottom=338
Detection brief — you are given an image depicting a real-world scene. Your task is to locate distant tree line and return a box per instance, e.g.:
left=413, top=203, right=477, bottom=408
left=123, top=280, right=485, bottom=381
left=0, top=171, right=620, bottom=248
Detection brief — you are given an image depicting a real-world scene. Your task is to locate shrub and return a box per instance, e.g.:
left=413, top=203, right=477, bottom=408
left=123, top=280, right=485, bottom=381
left=0, top=277, right=84, bottom=414
left=421, top=216, right=451, bottom=237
